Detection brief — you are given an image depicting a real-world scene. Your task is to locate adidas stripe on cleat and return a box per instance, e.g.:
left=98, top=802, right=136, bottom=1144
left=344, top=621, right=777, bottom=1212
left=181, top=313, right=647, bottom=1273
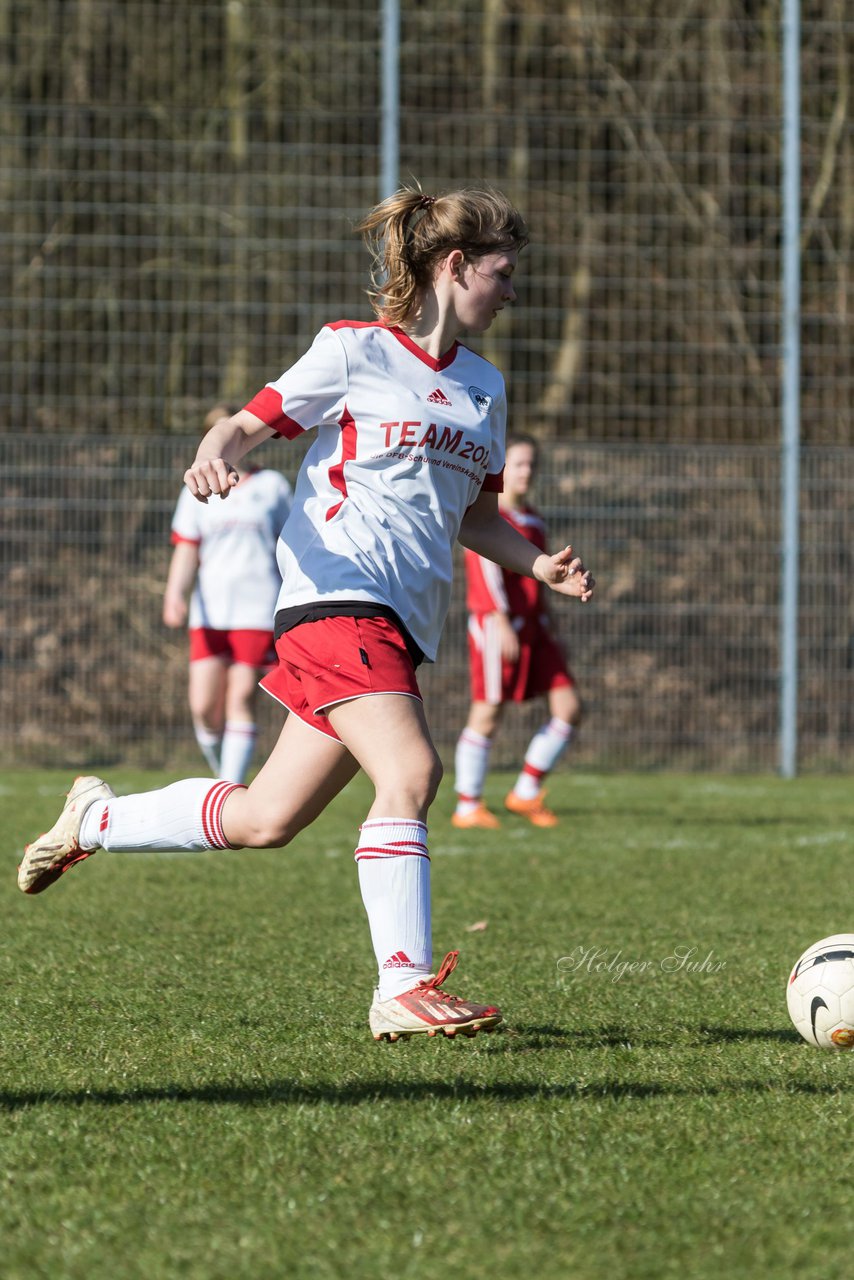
left=369, top=950, right=502, bottom=1042
left=17, top=775, right=114, bottom=895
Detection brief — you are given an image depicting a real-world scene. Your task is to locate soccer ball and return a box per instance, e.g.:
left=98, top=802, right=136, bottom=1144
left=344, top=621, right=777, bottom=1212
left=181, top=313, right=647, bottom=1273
left=786, top=934, right=854, bottom=1050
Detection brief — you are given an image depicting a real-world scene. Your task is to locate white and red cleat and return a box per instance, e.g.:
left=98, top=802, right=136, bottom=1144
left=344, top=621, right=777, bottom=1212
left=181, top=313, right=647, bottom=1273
left=369, top=950, right=502, bottom=1042
left=17, top=775, right=114, bottom=895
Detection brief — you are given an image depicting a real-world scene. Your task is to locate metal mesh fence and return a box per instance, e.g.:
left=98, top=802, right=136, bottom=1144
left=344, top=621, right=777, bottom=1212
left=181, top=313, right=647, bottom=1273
left=2, top=2, right=851, bottom=442
left=1, top=3, right=853, bottom=772
left=4, top=435, right=854, bottom=772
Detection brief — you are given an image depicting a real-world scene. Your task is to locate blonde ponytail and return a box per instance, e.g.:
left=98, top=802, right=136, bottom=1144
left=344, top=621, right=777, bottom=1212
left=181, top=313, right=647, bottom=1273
left=355, top=185, right=528, bottom=326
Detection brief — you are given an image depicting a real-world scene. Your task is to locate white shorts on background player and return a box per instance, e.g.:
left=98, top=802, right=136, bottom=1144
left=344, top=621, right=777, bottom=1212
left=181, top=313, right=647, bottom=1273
left=170, top=469, right=293, bottom=631
left=244, top=321, right=507, bottom=662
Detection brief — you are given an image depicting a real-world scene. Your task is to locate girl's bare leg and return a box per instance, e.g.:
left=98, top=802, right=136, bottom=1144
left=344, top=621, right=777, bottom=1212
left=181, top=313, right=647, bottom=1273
left=325, top=693, right=443, bottom=819
left=221, top=711, right=361, bottom=848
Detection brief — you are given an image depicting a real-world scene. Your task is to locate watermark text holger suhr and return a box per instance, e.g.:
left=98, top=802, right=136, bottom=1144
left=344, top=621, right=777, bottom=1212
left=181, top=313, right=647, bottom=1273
left=557, top=945, right=727, bottom=984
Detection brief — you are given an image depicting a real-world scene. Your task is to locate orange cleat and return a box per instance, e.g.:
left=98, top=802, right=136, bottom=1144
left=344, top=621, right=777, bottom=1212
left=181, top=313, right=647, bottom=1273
left=504, top=788, right=559, bottom=828
left=451, top=803, right=501, bottom=830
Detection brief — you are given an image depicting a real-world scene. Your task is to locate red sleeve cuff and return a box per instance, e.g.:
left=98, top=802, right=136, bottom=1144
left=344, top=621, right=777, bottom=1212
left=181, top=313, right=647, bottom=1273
left=171, top=532, right=201, bottom=547
left=243, top=387, right=305, bottom=440
left=481, top=468, right=504, bottom=493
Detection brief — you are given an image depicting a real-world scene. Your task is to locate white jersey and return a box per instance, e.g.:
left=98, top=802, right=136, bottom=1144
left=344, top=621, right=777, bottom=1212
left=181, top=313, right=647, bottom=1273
left=244, top=321, right=507, bottom=662
left=171, top=469, right=293, bottom=631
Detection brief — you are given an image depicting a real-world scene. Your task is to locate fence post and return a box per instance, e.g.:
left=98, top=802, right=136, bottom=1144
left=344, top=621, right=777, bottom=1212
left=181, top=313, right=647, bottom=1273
left=380, top=0, right=400, bottom=200
left=780, top=0, right=801, bottom=779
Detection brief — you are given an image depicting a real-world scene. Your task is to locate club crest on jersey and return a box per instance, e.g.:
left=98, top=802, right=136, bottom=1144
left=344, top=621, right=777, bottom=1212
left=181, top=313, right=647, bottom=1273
left=469, top=386, right=492, bottom=415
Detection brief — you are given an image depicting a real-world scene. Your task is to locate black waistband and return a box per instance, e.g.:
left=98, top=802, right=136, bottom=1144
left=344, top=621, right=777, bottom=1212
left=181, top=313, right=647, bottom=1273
left=274, top=601, right=424, bottom=668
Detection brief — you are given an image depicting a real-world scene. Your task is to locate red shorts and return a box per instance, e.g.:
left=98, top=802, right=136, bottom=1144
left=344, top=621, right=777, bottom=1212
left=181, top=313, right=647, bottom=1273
left=189, top=627, right=276, bottom=668
left=467, top=614, right=574, bottom=705
left=260, top=615, right=422, bottom=741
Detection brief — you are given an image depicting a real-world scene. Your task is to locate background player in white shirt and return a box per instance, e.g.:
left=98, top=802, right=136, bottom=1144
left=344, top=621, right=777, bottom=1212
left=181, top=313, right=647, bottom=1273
left=20, top=185, right=595, bottom=1044
left=163, top=403, right=293, bottom=784
left=453, top=434, right=583, bottom=830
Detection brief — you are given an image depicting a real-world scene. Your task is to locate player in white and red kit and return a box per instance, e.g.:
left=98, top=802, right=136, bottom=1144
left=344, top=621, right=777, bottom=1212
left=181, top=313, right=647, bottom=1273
left=163, top=404, right=293, bottom=784
left=20, top=187, right=594, bottom=1044
left=453, top=435, right=583, bottom=829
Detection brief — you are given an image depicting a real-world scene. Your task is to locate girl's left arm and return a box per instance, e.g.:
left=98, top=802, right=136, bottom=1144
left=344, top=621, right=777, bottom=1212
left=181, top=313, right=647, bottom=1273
left=458, top=489, right=595, bottom=602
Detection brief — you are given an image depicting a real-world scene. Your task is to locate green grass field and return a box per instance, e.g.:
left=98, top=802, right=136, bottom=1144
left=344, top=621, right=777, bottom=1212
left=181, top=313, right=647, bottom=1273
left=3, top=768, right=854, bottom=1279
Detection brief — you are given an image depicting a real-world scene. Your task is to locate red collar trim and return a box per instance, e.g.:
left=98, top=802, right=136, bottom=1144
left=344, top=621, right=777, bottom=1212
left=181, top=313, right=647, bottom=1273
left=383, top=325, right=459, bottom=372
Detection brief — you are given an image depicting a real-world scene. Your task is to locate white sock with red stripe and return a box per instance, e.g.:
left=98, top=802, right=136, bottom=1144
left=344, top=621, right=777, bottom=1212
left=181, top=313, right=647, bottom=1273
left=78, top=779, right=243, bottom=852
left=355, top=818, right=432, bottom=1000
left=454, top=728, right=492, bottom=815
left=513, top=718, right=574, bottom=799
left=219, top=721, right=258, bottom=784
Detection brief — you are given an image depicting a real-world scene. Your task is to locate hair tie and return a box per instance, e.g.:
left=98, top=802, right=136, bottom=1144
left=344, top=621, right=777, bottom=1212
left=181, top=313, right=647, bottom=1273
left=417, top=194, right=436, bottom=210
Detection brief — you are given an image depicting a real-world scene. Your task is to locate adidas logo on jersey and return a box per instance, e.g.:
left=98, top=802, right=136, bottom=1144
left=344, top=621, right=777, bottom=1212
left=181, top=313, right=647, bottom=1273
left=383, top=950, right=414, bottom=968
left=427, top=387, right=452, bottom=406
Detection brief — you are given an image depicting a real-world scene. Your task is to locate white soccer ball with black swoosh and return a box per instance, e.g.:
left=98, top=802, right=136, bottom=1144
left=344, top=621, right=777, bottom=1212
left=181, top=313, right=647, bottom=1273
left=786, top=934, right=854, bottom=1049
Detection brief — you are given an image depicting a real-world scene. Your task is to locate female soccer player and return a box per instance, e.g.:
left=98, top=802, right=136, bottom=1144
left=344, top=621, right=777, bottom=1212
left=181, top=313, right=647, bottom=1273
left=452, top=433, right=583, bottom=830
left=18, top=186, right=594, bottom=1043
left=163, top=403, right=293, bottom=784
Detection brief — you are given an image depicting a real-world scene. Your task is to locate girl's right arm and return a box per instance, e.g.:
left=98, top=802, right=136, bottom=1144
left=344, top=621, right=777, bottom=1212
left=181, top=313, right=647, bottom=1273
left=184, top=409, right=276, bottom=503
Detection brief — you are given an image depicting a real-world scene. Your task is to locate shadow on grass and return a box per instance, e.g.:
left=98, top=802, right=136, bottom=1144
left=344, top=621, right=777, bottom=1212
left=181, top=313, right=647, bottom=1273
left=697, top=1025, right=800, bottom=1044
left=502, top=1022, right=665, bottom=1049
left=1, top=1071, right=850, bottom=1110
left=0, top=1023, right=842, bottom=1110
left=498, top=1023, right=801, bottom=1050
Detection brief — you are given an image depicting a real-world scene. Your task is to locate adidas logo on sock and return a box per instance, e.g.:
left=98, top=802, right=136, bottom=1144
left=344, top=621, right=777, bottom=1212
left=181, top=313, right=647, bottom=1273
left=383, top=950, right=414, bottom=968
left=427, top=387, right=451, bottom=406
